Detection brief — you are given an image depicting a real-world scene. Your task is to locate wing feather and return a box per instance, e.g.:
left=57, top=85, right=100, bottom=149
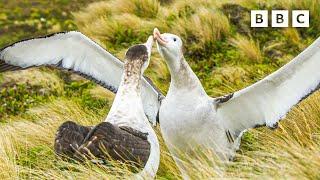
left=0, top=31, right=162, bottom=124
left=217, top=37, right=320, bottom=137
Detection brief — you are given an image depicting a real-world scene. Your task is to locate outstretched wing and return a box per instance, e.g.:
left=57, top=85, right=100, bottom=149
left=0, top=31, right=163, bottom=125
left=216, top=37, right=320, bottom=138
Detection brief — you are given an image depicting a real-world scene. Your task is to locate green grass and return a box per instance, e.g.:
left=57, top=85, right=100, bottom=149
left=0, top=0, right=320, bottom=179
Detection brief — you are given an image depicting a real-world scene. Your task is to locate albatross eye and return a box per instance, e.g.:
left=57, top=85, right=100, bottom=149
left=173, top=38, right=177, bottom=42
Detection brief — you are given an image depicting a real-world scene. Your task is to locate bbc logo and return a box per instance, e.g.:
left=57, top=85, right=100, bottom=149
left=251, top=10, right=309, bottom=27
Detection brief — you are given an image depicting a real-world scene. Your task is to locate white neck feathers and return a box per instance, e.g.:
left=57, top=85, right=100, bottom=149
left=168, top=56, right=207, bottom=95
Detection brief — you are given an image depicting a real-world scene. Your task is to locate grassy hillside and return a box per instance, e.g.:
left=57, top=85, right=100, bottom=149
left=0, top=0, right=320, bottom=179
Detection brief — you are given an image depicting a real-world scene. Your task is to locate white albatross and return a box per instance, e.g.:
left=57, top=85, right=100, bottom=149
left=153, top=28, right=320, bottom=176
left=0, top=33, right=160, bottom=177
left=0, top=31, right=164, bottom=125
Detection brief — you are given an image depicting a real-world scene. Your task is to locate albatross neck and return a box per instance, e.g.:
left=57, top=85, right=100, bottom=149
left=117, top=61, right=143, bottom=98
left=167, top=56, right=207, bottom=95
left=105, top=60, right=144, bottom=124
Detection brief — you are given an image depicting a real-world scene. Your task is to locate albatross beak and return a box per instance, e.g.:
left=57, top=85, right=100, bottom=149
left=145, top=36, right=154, bottom=57
left=153, top=28, right=168, bottom=46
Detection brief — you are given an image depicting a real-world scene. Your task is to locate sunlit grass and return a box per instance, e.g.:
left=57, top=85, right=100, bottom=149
left=0, top=92, right=319, bottom=179
left=1, top=69, right=64, bottom=94
left=229, top=34, right=262, bottom=63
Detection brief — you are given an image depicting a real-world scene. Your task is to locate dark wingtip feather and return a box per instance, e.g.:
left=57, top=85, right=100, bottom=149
left=76, top=122, right=151, bottom=168
left=0, top=59, right=23, bottom=73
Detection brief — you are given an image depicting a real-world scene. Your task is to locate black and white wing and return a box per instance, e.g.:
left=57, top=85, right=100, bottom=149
left=216, top=37, right=320, bottom=137
left=0, top=31, right=163, bottom=125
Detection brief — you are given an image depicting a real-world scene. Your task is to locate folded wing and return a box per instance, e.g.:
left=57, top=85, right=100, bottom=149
left=0, top=31, right=163, bottom=125
left=217, top=37, right=320, bottom=137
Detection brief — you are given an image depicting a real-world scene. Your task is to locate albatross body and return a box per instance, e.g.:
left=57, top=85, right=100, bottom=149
left=0, top=34, right=160, bottom=177
left=51, top=38, right=160, bottom=177
left=153, top=28, right=320, bottom=176
left=54, top=38, right=160, bottom=177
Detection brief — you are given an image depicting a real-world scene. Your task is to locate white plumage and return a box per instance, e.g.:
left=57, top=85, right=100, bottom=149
left=104, top=37, right=159, bottom=177
left=153, top=28, right=320, bottom=177
left=0, top=33, right=160, bottom=178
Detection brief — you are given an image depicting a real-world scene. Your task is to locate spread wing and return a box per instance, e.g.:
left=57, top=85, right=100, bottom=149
left=0, top=31, right=163, bottom=125
left=216, top=37, right=320, bottom=137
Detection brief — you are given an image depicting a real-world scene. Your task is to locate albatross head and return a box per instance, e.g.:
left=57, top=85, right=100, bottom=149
left=124, top=36, right=153, bottom=75
left=153, top=28, right=184, bottom=72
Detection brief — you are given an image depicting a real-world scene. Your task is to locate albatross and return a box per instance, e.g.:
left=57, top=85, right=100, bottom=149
left=0, top=33, right=160, bottom=177
left=153, top=28, right=320, bottom=175
left=54, top=36, right=160, bottom=177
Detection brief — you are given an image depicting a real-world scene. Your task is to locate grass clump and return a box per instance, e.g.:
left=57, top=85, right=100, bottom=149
left=123, top=0, right=160, bottom=18
left=174, top=8, right=230, bottom=58
left=229, top=34, right=263, bottom=63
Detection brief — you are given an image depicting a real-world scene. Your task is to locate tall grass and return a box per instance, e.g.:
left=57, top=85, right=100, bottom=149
left=0, top=92, right=319, bottom=179
left=229, top=34, right=262, bottom=63
left=0, top=99, right=136, bottom=179
left=174, top=8, right=230, bottom=46
left=74, top=0, right=231, bottom=49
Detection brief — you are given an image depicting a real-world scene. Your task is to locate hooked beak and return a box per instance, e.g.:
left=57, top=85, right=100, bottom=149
left=144, top=36, right=154, bottom=57
left=153, top=28, right=168, bottom=46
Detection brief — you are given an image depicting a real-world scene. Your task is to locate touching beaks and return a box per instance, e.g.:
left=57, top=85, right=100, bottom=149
left=153, top=28, right=168, bottom=46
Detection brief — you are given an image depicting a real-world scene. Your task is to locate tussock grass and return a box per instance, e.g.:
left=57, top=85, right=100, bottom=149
left=0, top=99, right=136, bottom=179
left=1, top=69, right=64, bottom=93
left=174, top=8, right=230, bottom=46
left=282, top=28, right=305, bottom=50
left=1, top=93, right=319, bottom=179
left=214, top=66, right=248, bottom=86
left=118, top=0, right=160, bottom=18
left=74, top=0, right=231, bottom=51
left=88, top=86, right=115, bottom=101
left=229, top=34, right=263, bottom=63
